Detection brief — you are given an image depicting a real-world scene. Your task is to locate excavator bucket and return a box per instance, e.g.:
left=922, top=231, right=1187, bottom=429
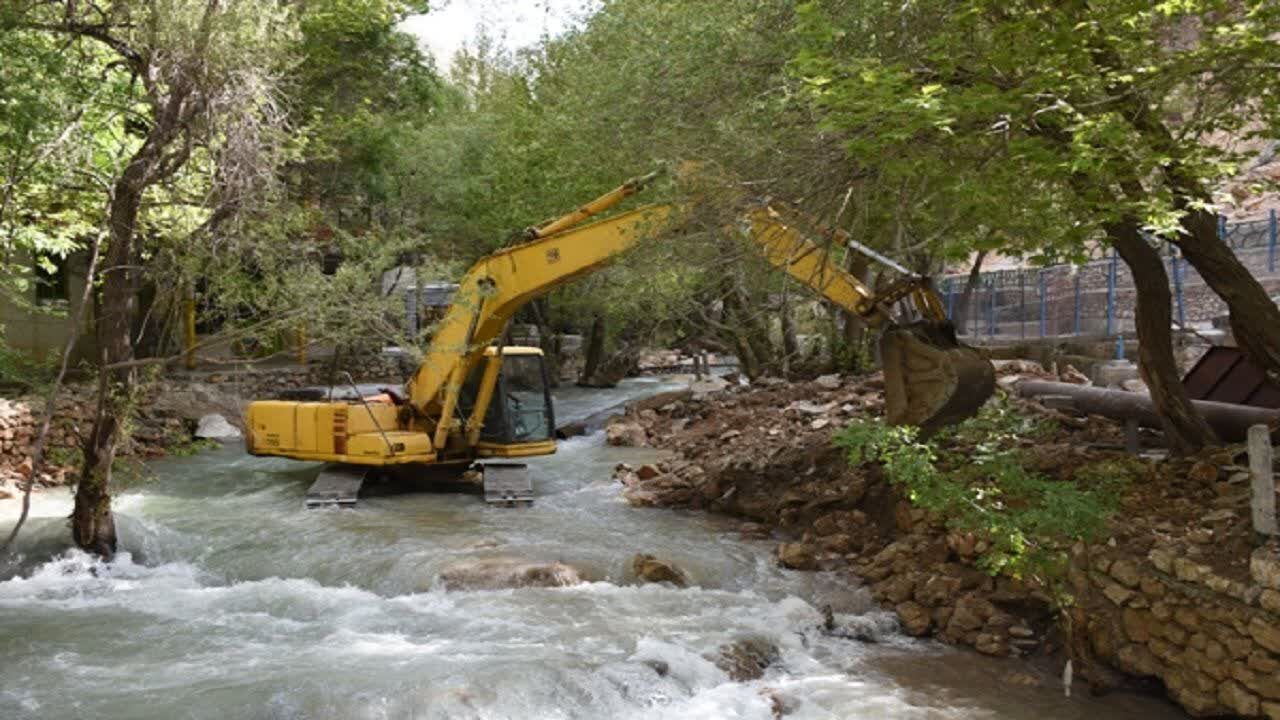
left=880, top=320, right=995, bottom=435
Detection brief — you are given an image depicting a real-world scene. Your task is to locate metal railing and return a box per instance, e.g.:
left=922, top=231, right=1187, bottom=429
left=942, top=211, right=1280, bottom=357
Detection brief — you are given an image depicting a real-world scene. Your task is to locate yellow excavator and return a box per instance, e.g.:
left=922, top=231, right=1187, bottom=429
left=245, top=174, right=994, bottom=505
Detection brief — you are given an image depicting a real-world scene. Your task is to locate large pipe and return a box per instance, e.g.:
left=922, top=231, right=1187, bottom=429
left=1015, top=379, right=1279, bottom=443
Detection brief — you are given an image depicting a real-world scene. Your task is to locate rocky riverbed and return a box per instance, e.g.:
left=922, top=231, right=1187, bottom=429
left=604, top=365, right=1280, bottom=718
left=0, top=377, right=1192, bottom=719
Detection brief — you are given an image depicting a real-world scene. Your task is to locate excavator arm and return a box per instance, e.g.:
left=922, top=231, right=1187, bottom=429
left=247, top=173, right=991, bottom=474
left=409, top=186, right=992, bottom=441
left=738, top=205, right=994, bottom=432
left=408, top=203, right=673, bottom=447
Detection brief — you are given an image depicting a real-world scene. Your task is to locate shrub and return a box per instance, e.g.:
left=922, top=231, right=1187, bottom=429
left=834, top=395, right=1132, bottom=588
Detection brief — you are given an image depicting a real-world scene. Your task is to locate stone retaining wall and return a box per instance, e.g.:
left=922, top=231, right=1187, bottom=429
left=1080, top=542, right=1280, bottom=718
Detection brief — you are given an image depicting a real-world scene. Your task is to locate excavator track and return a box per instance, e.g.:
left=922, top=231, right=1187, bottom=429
left=880, top=320, right=995, bottom=436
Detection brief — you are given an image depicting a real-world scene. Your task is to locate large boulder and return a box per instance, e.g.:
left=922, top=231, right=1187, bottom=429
left=437, top=557, right=584, bottom=591
left=631, top=553, right=688, bottom=586
left=606, top=420, right=647, bottom=447
left=195, top=413, right=242, bottom=441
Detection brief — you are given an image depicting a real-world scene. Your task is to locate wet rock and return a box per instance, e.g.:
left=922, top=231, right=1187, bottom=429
left=946, top=595, right=994, bottom=634
left=775, top=542, right=817, bottom=571
left=814, top=374, right=842, bottom=390
left=636, top=464, right=662, bottom=480
left=606, top=420, right=647, bottom=447
left=195, top=413, right=241, bottom=441
left=556, top=420, right=588, bottom=439
left=438, top=557, right=584, bottom=590
left=895, top=601, right=932, bottom=636
left=631, top=553, right=688, bottom=587
left=1004, top=671, right=1041, bottom=687
left=715, top=636, right=780, bottom=681
left=644, top=659, right=670, bottom=677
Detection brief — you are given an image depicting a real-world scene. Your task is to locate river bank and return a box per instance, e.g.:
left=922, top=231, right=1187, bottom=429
left=606, top=367, right=1280, bottom=718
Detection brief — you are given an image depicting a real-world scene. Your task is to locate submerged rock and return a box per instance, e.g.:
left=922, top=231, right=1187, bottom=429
left=437, top=557, right=584, bottom=590
left=631, top=553, right=688, bottom=586
left=714, top=635, right=780, bottom=682
left=775, top=542, right=817, bottom=571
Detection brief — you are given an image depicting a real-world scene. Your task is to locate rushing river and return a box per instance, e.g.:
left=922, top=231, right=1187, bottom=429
left=1, top=379, right=1183, bottom=719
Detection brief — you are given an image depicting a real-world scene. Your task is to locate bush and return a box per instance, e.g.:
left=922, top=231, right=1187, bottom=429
left=834, top=396, right=1132, bottom=588
left=0, top=340, right=55, bottom=391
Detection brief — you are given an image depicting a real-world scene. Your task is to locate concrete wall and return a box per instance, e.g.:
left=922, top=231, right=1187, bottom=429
left=0, top=250, right=94, bottom=361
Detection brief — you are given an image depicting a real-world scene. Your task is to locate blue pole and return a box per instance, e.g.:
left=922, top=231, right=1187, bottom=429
left=1106, top=252, right=1116, bottom=338
left=971, top=278, right=980, bottom=337
left=1171, top=249, right=1185, bottom=328
left=1108, top=250, right=1125, bottom=360
left=945, top=279, right=955, bottom=319
left=987, top=278, right=996, bottom=337
left=1073, top=270, right=1081, bottom=335
left=1039, top=270, right=1047, bottom=338
left=1270, top=209, right=1277, bottom=273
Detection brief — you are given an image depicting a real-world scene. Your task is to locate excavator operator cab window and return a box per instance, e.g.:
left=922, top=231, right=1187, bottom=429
left=464, top=350, right=555, bottom=445
left=497, top=353, right=555, bottom=443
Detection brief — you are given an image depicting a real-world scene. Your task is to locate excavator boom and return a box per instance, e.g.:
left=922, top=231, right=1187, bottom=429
left=245, top=173, right=994, bottom=489
left=741, top=205, right=994, bottom=434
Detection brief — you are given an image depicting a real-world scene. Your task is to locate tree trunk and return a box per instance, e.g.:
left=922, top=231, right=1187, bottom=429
left=780, top=287, right=798, bottom=377
left=724, top=277, right=776, bottom=376
left=841, top=253, right=871, bottom=372
left=72, top=155, right=149, bottom=558
left=1107, top=220, right=1216, bottom=455
left=577, top=313, right=607, bottom=387
left=1174, top=208, right=1280, bottom=386
left=952, top=250, right=987, bottom=335
left=528, top=298, right=561, bottom=388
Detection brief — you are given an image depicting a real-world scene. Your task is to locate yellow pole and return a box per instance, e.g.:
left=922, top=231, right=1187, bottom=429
left=183, top=295, right=197, bottom=369
left=295, top=325, right=307, bottom=365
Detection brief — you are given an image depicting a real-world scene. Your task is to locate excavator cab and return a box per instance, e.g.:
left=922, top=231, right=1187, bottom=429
left=464, top=347, right=557, bottom=457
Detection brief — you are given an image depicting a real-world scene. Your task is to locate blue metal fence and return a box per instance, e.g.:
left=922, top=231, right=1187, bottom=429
left=943, top=213, right=1280, bottom=358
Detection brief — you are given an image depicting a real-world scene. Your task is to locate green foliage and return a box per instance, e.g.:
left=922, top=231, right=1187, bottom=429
left=791, top=0, right=1280, bottom=258
left=45, top=445, right=83, bottom=469
left=166, top=437, right=220, bottom=458
left=0, top=336, right=54, bottom=390
left=834, top=397, right=1134, bottom=587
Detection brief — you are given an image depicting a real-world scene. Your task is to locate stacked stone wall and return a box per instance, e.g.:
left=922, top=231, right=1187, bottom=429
left=1080, top=543, right=1280, bottom=718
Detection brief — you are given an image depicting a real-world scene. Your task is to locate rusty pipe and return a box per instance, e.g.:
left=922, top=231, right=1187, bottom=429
left=1014, top=379, right=1279, bottom=443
